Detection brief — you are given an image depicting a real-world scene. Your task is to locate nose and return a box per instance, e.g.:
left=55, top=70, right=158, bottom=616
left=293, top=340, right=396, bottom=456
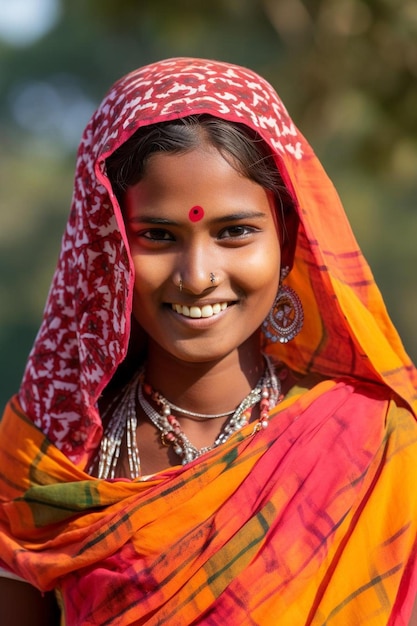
left=176, top=241, right=217, bottom=295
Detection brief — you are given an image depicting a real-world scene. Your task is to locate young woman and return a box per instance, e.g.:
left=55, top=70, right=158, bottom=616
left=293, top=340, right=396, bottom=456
left=0, top=57, right=416, bottom=625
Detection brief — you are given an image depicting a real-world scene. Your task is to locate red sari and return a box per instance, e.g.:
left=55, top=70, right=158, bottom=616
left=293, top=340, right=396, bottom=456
left=0, top=58, right=416, bottom=625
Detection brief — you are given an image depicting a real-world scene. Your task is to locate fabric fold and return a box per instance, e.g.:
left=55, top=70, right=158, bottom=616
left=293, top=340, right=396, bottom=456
left=1, top=378, right=416, bottom=624
left=1, top=57, right=416, bottom=624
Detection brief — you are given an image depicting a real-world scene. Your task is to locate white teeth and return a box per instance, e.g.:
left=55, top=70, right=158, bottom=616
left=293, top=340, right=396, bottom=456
left=201, top=305, right=212, bottom=318
left=172, top=302, right=228, bottom=318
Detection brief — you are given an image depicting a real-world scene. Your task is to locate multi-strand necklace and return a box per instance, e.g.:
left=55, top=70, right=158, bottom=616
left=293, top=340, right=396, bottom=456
left=91, top=379, right=141, bottom=480
left=91, top=355, right=281, bottom=479
left=138, top=355, right=280, bottom=465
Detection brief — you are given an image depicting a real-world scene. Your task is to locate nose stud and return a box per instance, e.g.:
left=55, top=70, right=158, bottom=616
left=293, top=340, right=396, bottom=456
left=177, top=273, right=217, bottom=291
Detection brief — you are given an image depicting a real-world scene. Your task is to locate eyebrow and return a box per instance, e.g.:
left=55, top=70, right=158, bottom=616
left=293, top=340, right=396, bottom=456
left=214, top=211, right=267, bottom=223
left=128, top=211, right=268, bottom=225
left=128, top=216, right=176, bottom=224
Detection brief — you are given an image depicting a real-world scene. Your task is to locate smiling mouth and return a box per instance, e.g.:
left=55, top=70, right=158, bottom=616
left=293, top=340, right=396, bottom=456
left=171, top=302, right=229, bottom=318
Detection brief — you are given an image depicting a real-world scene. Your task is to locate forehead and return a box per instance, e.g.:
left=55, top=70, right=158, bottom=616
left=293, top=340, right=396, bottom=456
left=125, top=146, right=276, bottom=219
left=123, top=148, right=280, bottom=235
left=138, top=145, right=250, bottom=195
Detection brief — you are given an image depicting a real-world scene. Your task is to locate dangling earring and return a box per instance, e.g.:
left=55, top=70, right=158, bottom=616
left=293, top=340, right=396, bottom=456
left=262, top=266, right=303, bottom=343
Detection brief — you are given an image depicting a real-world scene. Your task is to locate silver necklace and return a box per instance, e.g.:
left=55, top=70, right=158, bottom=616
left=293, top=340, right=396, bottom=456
left=90, top=355, right=281, bottom=478
left=89, top=378, right=141, bottom=479
left=162, top=401, right=234, bottom=420
left=138, top=355, right=280, bottom=465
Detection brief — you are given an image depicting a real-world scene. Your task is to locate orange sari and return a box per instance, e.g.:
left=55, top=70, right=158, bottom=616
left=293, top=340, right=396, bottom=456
left=0, top=58, right=416, bottom=624
left=1, top=377, right=416, bottom=624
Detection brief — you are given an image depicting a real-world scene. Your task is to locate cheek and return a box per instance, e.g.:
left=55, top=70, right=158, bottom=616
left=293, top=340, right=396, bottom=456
left=130, top=264, right=159, bottom=331
left=232, top=245, right=281, bottom=322
left=130, top=258, right=162, bottom=312
left=131, top=253, right=170, bottom=289
left=242, top=244, right=281, bottom=293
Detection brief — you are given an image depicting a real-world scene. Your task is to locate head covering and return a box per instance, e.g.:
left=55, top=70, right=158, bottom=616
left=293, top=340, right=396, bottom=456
left=2, top=59, right=417, bottom=626
left=18, top=57, right=416, bottom=465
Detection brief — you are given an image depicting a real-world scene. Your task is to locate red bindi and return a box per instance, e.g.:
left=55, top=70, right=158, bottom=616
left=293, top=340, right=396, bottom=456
left=188, top=205, right=204, bottom=222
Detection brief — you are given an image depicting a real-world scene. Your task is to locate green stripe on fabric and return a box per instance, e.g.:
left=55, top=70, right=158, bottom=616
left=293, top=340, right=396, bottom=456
left=320, top=563, right=403, bottom=625
left=23, top=481, right=100, bottom=527
left=203, top=501, right=275, bottom=598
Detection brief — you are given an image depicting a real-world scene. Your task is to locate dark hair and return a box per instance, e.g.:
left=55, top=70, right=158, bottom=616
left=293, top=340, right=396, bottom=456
left=106, top=114, right=294, bottom=224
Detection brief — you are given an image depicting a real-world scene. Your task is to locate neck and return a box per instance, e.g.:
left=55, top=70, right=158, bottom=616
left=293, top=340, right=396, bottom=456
left=143, top=334, right=264, bottom=416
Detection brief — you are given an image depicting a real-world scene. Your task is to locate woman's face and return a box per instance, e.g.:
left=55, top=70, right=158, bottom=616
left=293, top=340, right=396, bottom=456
left=124, top=142, right=281, bottom=365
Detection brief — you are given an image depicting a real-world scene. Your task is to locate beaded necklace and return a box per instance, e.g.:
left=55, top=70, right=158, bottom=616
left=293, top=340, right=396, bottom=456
left=91, top=355, right=281, bottom=479
left=90, top=379, right=141, bottom=479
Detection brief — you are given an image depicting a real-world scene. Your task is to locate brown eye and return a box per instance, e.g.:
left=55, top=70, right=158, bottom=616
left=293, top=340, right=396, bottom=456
left=218, top=225, right=256, bottom=239
left=141, top=229, right=174, bottom=241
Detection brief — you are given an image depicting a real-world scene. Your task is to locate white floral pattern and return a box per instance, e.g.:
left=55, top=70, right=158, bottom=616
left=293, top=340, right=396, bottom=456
left=18, top=58, right=305, bottom=463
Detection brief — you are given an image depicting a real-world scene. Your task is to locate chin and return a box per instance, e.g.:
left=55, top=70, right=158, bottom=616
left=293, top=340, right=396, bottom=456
left=155, top=331, right=261, bottom=366
left=167, top=345, right=231, bottom=365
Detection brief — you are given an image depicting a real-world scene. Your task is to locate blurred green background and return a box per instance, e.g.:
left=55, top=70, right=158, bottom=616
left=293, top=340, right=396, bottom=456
left=1, top=0, right=416, bottom=410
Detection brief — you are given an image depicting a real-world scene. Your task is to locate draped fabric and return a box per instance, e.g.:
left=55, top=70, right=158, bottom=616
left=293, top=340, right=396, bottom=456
left=0, top=57, right=416, bottom=624
left=1, top=381, right=416, bottom=625
left=13, top=57, right=416, bottom=466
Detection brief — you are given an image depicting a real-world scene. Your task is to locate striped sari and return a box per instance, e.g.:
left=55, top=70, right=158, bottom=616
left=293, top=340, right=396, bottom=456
left=1, top=58, right=416, bottom=624
left=1, top=375, right=416, bottom=624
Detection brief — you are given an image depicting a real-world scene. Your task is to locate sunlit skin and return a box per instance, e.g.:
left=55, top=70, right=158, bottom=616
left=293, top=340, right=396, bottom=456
left=123, top=142, right=282, bottom=471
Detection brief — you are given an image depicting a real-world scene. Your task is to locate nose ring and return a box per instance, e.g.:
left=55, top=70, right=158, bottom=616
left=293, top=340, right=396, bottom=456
left=178, top=274, right=216, bottom=291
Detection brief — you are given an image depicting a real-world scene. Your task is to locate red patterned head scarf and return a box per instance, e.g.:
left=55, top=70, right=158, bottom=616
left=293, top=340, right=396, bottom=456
left=18, top=57, right=416, bottom=465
